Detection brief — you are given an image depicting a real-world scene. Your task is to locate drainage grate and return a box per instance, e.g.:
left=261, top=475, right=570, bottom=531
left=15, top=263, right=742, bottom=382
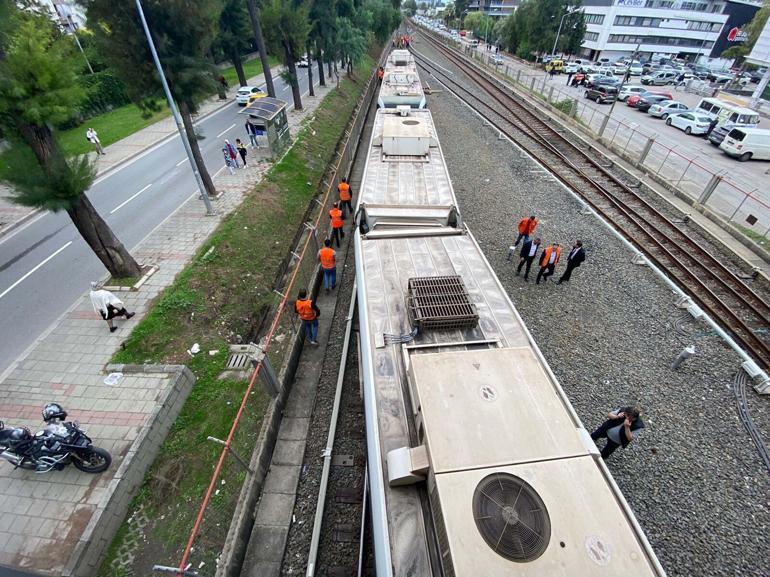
left=407, top=276, right=479, bottom=331
left=225, top=343, right=259, bottom=371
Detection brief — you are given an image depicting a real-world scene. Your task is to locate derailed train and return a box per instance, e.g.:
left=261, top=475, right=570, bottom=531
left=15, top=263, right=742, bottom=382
left=353, top=48, right=667, bottom=576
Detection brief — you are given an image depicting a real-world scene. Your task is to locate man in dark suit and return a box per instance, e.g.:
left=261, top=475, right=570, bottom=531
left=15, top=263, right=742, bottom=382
left=516, top=237, right=541, bottom=281
left=557, top=240, right=585, bottom=284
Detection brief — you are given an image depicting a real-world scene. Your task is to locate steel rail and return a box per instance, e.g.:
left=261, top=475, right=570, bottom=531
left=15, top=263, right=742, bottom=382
left=412, top=36, right=770, bottom=370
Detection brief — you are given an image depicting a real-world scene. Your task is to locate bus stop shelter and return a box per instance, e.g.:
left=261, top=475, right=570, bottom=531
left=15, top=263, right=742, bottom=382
left=239, top=97, right=291, bottom=160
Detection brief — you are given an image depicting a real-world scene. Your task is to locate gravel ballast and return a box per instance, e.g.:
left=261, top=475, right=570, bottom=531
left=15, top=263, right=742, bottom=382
left=415, top=37, right=770, bottom=577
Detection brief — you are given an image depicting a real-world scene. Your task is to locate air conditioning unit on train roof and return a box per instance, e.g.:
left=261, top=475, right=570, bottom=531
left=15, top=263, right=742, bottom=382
left=402, top=348, right=663, bottom=576
left=382, top=113, right=432, bottom=156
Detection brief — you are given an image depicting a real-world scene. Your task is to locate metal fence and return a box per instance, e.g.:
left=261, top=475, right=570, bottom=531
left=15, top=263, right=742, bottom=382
left=167, top=51, right=386, bottom=577
left=449, top=40, right=770, bottom=243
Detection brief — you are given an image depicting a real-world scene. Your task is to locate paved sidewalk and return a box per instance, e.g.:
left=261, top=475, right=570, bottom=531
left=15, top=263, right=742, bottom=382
left=0, top=79, right=332, bottom=576
left=0, top=68, right=278, bottom=238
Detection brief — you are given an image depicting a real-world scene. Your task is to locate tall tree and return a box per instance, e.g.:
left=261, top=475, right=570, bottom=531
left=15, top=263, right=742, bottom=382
left=0, top=8, right=141, bottom=278
left=245, top=0, right=277, bottom=97
left=334, top=16, right=368, bottom=77
left=216, top=0, right=252, bottom=86
left=261, top=0, right=312, bottom=110
left=85, top=0, right=222, bottom=200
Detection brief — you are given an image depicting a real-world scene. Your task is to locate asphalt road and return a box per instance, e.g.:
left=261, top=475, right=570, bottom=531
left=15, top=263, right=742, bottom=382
left=0, top=64, right=321, bottom=377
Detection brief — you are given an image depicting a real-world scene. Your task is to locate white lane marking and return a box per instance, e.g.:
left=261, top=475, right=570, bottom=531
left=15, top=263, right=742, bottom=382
left=0, top=210, right=50, bottom=247
left=110, top=184, right=152, bottom=214
left=0, top=241, right=72, bottom=300
left=214, top=166, right=226, bottom=178
left=176, top=158, right=187, bottom=167
left=282, top=84, right=292, bottom=92
left=216, top=123, right=236, bottom=139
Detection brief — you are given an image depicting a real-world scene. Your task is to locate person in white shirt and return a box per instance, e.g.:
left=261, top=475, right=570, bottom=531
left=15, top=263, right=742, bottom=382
left=86, top=128, right=105, bottom=155
left=89, top=282, right=135, bottom=332
left=515, top=237, right=541, bottom=281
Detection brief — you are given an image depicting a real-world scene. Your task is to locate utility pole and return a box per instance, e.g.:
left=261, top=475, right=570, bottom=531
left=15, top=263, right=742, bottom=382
left=135, top=0, right=214, bottom=215
left=552, top=8, right=576, bottom=56
left=65, top=15, right=94, bottom=75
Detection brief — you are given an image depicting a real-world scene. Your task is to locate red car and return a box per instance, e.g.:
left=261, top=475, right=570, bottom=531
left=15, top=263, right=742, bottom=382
left=626, top=90, right=673, bottom=107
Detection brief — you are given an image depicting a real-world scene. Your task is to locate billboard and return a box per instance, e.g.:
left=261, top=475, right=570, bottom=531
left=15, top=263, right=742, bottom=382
left=710, top=0, right=761, bottom=57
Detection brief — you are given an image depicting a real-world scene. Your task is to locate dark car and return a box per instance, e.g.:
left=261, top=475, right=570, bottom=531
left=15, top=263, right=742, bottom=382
left=636, top=94, right=671, bottom=112
left=584, top=85, right=618, bottom=104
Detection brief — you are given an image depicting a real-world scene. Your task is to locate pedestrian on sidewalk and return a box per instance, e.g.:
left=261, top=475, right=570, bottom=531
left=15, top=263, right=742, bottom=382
left=330, top=202, right=345, bottom=248
left=86, top=128, right=105, bottom=155
left=549, top=67, right=556, bottom=80
left=245, top=119, right=258, bottom=148
left=224, top=139, right=240, bottom=168
left=318, top=238, right=337, bottom=292
left=557, top=240, right=585, bottom=284
left=515, top=237, right=541, bottom=281
left=89, top=282, right=135, bottom=333
left=222, top=144, right=236, bottom=175
left=294, top=289, right=320, bottom=345
left=591, top=406, right=644, bottom=460
left=338, top=177, right=353, bottom=217
left=536, top=242, right=561, bottom=284
left=513, top=215, right=538, bottom=247
left=236, top=139, right=247, bottom=167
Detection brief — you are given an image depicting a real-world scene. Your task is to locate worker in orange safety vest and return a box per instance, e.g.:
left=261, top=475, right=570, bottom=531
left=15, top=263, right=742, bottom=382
left=294, top=289, right=320, bottom=345
left=330, top=202, right=345, bottom=248
left=514, top=215, right=538, bottom=247
left=536, top=243, right=561, bottom=285
left=318, top=238, right=337, bottom=292
left=338, top=177, right=353, bottom=217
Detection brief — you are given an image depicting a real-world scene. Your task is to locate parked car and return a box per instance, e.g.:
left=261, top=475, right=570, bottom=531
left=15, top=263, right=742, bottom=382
left=707, top=71, right=733, bottom=83
left=629, top=63, right=644, bottom=75
left=297, top=56, right=310, bottom=68
left=585, top=72, right=614, bottom=88
left=641, top=70, right=678, bottom=85
left=720, top=127, right=770, bottom=161
left=236, top=85, right=266, bottom=105
left=665, top=112, right=713, bottom=135
left=564, top=62, right=581, bottom=74
left=637, top=94, right=673, bottom=112
left=545, top=59, right=565, bottom=73
left=626, top=90, right=673, bottom=107
left=648, top=100, right=690, bottom=119
left=493, top=54, right=504, bottom=65
left=618, top=85, right=647, bottom=101
left=584, top=85, right=618, bottom=104
left=612, top=63, right=628, bottom=75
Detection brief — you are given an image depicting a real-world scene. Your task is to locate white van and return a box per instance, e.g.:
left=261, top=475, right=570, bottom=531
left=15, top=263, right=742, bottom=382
left=695, top=98, right=760, bottom=127
left=719, top=128, right=770, bottom=161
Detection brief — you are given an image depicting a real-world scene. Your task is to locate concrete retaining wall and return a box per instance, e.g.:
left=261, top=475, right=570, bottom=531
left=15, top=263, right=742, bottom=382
left=62, top=365, right=195, bottom=577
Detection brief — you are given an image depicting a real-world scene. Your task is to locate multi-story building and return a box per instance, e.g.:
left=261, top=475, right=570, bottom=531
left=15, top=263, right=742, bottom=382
left=579, top=0, right=761, bottom=63
left=39, top=0, right=86, bottom=32
left=467, top=0, right=519, bottom=18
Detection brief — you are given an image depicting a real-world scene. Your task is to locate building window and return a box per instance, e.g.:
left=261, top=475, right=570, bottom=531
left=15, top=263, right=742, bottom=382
left=584, top=14, right=604, bottom=25
left=607, top=34, right=714, bottom=48
left=584, top=31, right=599, bottom=41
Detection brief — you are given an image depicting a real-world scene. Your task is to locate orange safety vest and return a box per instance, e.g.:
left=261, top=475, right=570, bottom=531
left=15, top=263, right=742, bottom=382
left=541, top=246, right=561, bottom=267
left=518, top=217, right=538, bottom=235
left=295, top=298, right=317, bottom=321
left=319, top=247, right=336, bottom=269
left=330, top=207, right=344, bottom=229
left=338, top=182, right=351, bottom=201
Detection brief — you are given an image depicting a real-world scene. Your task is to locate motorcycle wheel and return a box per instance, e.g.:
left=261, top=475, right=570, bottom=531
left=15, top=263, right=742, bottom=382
left=72, top=447, right=112, bottom=473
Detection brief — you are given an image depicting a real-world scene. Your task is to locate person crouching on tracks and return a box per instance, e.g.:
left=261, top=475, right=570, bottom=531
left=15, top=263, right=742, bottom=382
left=319, top=239, right=337, bottom=292
left=295, top=289, right=320, bottom=345
left=591, top=406, right=645, bottom=460
left=535, top=242, right=561, bottom=284
left=338, top=177, right=353, bottom=217
left=515, top=237, right=541, bottom=281
left=514, top=214, right=538, bottom=247
left=330, top=202, right=345, bottom=248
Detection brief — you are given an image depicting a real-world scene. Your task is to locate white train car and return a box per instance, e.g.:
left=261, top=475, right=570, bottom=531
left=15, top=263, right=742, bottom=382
left=378, top=49, right=426, bottom=109
left=354, top=106, right=667, bottom=576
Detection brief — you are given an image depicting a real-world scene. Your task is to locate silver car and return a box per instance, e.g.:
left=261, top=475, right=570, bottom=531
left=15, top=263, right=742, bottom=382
left=648, top=100, right=690, bottom=119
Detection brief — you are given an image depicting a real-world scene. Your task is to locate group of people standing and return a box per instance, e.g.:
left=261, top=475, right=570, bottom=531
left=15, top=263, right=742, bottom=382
left=509, top=215, right=586, bottom=284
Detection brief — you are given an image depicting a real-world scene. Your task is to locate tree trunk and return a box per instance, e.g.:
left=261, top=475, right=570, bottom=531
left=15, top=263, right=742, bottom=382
left=67, top=193, right=142, bottom=278
left=17, top=123, right=141, bottom=278
left=307, top=48, right=314, bottom=97
left=284, top=41, right=303, bottom=110
left=233, top=45, right=247, bottom=86
left=245, top=0, right=276, bottom=98
left=315, top=40, right=325, bottom=86
left=178, top=100, right=217, bottom=198
left=328, top=59, right=333, bottom=79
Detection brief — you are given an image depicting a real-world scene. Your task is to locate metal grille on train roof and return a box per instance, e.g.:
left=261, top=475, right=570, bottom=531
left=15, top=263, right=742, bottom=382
left=472, top=473, right=551, bottom=563
left=407, top=275, right=479, bottom=331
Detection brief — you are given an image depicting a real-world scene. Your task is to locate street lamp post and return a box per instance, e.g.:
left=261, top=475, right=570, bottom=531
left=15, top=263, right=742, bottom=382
left=65, top=15, right=94, bottom=75
left=134, top=0, right=215, bottom=215
left=552, top=9, right=576, bottom=56
left=602, top=42, right=641, bottom=134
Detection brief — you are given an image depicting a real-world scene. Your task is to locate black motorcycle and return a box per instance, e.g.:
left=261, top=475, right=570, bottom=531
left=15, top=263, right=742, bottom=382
left=0, top=403, right=111, bottom=474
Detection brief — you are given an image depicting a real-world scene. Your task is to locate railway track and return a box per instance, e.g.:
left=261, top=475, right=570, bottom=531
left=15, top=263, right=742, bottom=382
left=413, top=31, right=770, bottom=371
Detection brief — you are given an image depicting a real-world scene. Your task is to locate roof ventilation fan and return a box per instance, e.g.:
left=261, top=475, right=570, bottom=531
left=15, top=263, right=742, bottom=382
left=472, top=472, right=551, bottom=562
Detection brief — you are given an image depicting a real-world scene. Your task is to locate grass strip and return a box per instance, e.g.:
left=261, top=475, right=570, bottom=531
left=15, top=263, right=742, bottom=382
left=97, top=55, right=374, bottom=576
